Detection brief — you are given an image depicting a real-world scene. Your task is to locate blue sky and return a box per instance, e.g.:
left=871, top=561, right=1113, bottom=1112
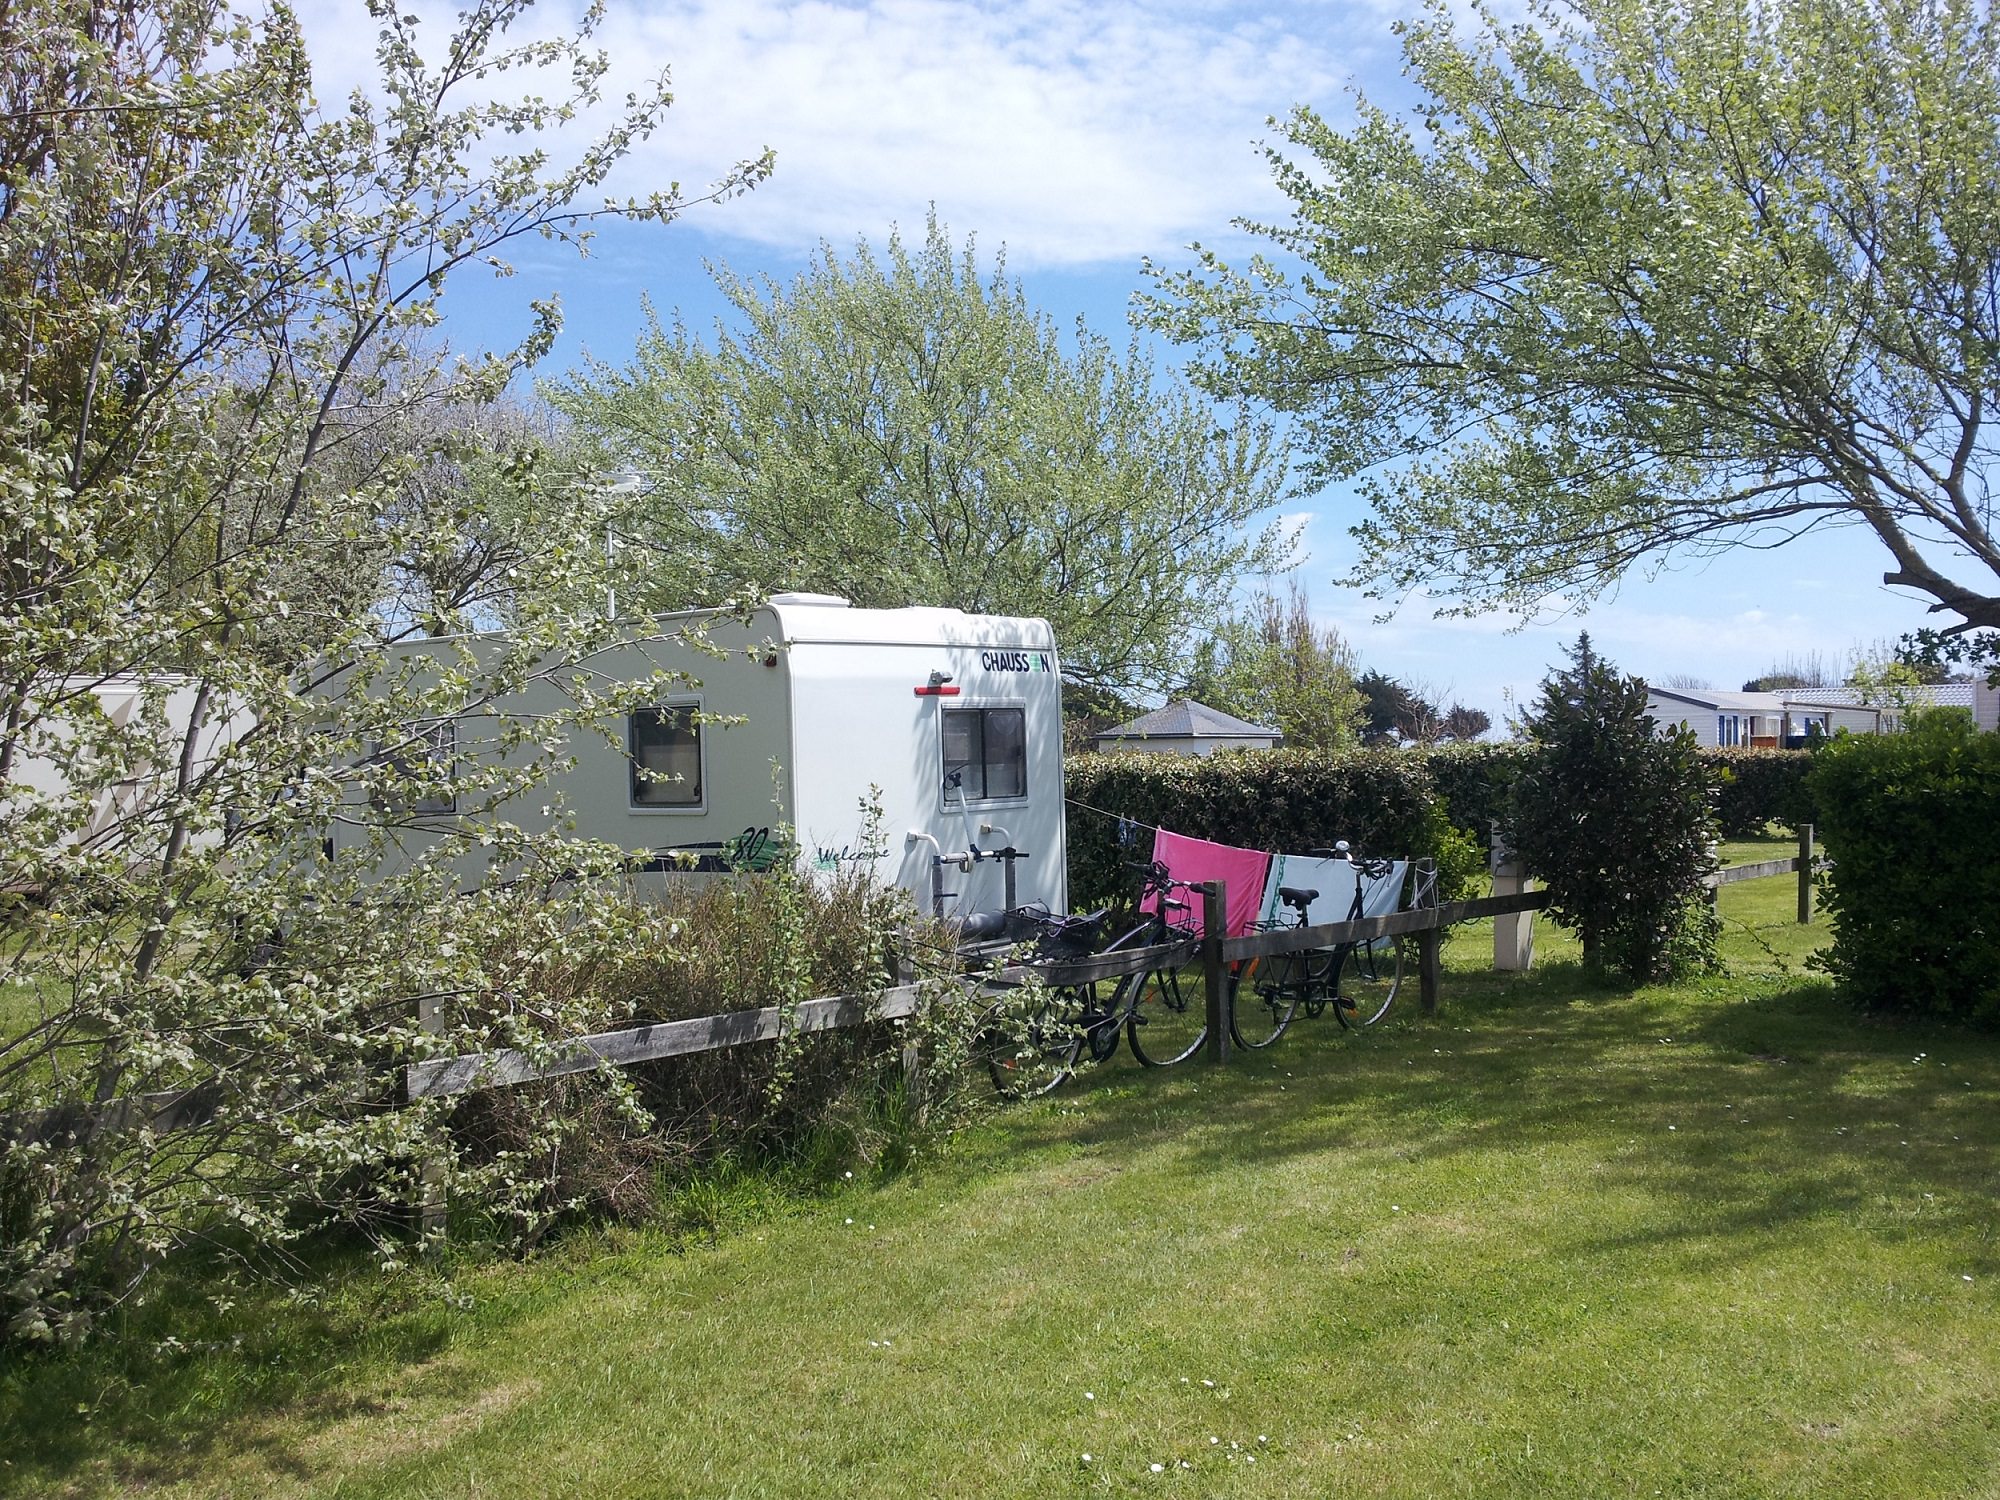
left=300, top=0, right=1946, bottom=722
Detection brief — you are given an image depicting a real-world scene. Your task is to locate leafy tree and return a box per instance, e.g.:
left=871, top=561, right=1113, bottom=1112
left=1393, top=681, right=1449, bottom=746
left=1901, top=626, right=2000, bottom=686
left=1060, top=681, right=1142, bottom=755
left=1508, top=634, right=1720, bottom=981
left=1143, top=0, right=2000, bottom=644
left=1441, top=704, right=1492, bottom=742
left=1356, top=670, right=1416, bottom=747
left=1193, top=579, right=1362, bottom=751
left=549, top=213, right=1293, bottom=695
left=1353, top=669, right=1464, bottom=746
left=0, top=0, right=770, bottom=1343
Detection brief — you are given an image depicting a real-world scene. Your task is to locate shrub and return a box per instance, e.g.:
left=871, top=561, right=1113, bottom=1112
left=1065, top=748, right=1443, bottom=910
left=441, top=864, right=982, bottom=1244
left=1808, top=710, right=2000, bottom=1022
left=1422, top=808, right=1488, bottom=903
left=1508, top=636, right=1721, bottom=982
left=1, top=854, right=974, bottom=1344
left=1702, top=747, right=1818, bottom=836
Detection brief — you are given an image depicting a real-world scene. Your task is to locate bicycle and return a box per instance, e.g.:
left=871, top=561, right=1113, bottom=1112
left=971, top=859, right=1210, bottom=1095
left=1227, top=848, right=1408, bottom=1049
left=1113, top=861, right=1210, bottom=1068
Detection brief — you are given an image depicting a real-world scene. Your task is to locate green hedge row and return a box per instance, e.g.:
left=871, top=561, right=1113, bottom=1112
left=1423, top=743, right=1528, bottom=842
left=1704, top=748, right=1817, bottom=837
left=1278, top=742, right=1814, bottom=846
left=1065, top=750, right=1447, bottom=911
left=1065, top=742, right=1821, bottom=912
left=1808, top=713, right=2000, bottom=1021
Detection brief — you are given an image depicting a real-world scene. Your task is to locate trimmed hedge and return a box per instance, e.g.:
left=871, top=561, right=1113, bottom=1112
left=1703, top=748, right=1817, bottom=836
left=1062, top=739, right=1820, bottom=915
left=1066, top=749, right=1445, bottom=911
left=1808, top=712, right=2000, bottom=1022
left=1423, top=745, right=1813, bottom=841
left=1422, top=743, right=1529, bottom=844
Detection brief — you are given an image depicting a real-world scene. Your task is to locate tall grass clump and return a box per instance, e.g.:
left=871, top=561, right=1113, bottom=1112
left=445, top=862, right=976, bottom=1248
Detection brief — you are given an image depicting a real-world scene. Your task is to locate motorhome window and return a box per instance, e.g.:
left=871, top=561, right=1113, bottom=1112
left=942, top=706, right=1026, bottom=801
left=629, top=705, right=703, bottom=807
left=373, top=720, right=456, bottom=816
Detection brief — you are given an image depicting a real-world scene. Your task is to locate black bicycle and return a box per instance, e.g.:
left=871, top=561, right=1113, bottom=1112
left=1227, top=850, right=1407, bottom=1050
left=973, top=860, right=1209, bottom=1096
left=974, top=903, right=1108, bottom=1099
left=1113, top=861, right=1210, bottom=1068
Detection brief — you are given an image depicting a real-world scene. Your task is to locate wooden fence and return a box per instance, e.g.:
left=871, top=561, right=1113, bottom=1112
left=5, top=828, right=1825, bottom=1157
left=409, top=823, right=1825, bottom=1092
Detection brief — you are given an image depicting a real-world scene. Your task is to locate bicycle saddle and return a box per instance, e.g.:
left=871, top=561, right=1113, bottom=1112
left=1278, top=885, right=1319, bottom=911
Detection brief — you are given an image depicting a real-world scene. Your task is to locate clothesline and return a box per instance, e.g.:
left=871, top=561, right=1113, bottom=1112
left=1062, top=793, right=1166, bottom=847
left=1063, top=793, right=1400, bottom=872
left=1063, top=807, right=1414, bottom=939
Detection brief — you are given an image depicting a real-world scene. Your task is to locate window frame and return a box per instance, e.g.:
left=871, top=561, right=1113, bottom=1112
left=626, top=697, right=707, bottom=814
left=370, top=718, right=458, bottom=818
left=939, top=701, right=1030, bottom=809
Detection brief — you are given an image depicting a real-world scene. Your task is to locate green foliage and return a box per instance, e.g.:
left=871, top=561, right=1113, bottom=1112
left=442, top=866, right=966, bottom=1248
left=1808, top=710, right=2000, bottom=1021
left=1184, top=578, right=1362, bottom=751
left=1372, top=741, right=1812, bottom=852
left=1355, top=670, right=1418, bottom=746
left=1704, top=748, right=1818, bottom=836
left=1065, top=749, right=1443, bottom=910
left=0, top=0, right=776, bottom=1345
left=1421, top=806, right=1487, bottom=904
left=1901, top=626, right=2000, bottom=688
left=1508, top=636, right=1720, bottom=982
left=1421, top=742, right=1530, bottom=846
left=1143, top=0, right=2000, bottom=638
left=547, top=212, right=1293, bottom=695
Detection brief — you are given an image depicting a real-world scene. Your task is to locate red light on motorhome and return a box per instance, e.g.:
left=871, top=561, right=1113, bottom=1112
left=913, top=684, right=961, bottom=697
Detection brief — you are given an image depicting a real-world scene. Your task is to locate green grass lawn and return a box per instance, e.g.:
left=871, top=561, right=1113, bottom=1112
left=7, top=864, right=1999, bottom=1498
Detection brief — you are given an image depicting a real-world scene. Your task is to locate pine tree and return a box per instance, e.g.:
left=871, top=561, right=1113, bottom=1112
left=1509, top=635, right=1721, bottom=981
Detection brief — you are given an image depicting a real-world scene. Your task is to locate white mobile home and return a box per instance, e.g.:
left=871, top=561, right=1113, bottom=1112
left=4, top=675, right=253, bottom=855
left=324, top=595, right=1067, bottom=921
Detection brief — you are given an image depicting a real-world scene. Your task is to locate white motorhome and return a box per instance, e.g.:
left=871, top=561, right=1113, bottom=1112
left=324, top=595, right=1067, bottom=921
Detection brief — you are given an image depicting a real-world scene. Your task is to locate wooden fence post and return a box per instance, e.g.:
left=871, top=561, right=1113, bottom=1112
left=1201, top=881, right=1230, bottom=1065
left=415, top=993, right=446, bottom=1243
left=1797, top=823, right=1815, bottom=924
left=888, top=942, right=927, bottom=1125
left=1489, top=825, right=1535, bottom=971
left=1418, top=926, right=1442, bottom=1017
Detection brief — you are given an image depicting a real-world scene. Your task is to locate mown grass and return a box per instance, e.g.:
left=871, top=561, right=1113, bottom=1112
left=6, top=865, right=1999, bottom=1498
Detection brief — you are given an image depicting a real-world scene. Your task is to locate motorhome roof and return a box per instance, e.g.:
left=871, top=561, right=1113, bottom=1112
left=765, top=599, right=1054, bottom=649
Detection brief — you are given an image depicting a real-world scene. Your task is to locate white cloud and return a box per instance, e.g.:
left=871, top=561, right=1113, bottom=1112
left=295, top=0, right=1379, bottom=268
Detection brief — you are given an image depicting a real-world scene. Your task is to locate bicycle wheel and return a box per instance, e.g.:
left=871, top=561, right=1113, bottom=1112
left=1123, top=955, right=1208, bottom=1066
left=1332, top=935, right=1404, bottom=1029
left=1227, top=954, right=1299, bottom=1050
left=984, top=986, right=1086, bottom=1098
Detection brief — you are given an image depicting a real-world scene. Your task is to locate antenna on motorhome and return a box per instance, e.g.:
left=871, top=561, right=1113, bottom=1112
left=598, top=470, right=644, bottom=619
